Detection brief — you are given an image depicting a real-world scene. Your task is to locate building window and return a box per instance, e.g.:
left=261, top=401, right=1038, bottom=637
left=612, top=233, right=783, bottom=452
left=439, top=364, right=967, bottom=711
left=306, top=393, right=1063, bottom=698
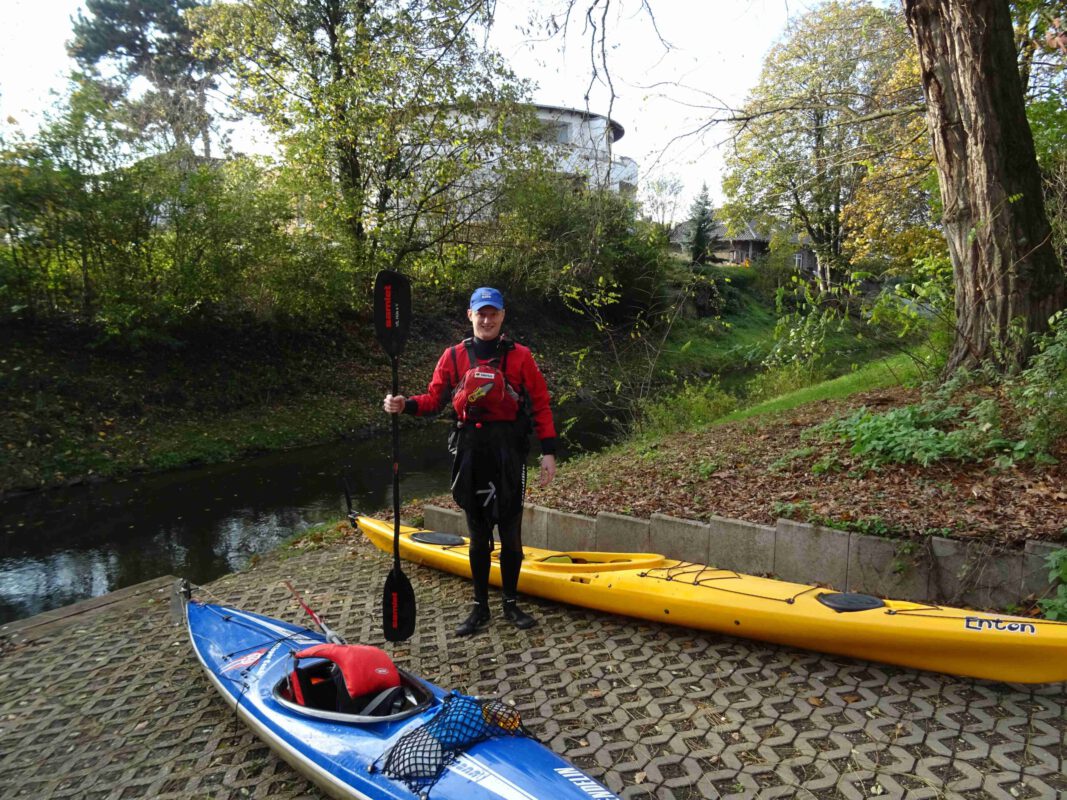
left=536, top=121, right=571, bottom=144
left=795, top=252, right=804, bottom=269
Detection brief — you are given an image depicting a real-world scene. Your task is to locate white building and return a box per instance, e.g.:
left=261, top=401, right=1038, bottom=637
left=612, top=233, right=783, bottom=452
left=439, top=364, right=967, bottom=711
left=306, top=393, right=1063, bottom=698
left=427, top=102, right=639, bottom=232
left=529, top=104, right=638, bottom=196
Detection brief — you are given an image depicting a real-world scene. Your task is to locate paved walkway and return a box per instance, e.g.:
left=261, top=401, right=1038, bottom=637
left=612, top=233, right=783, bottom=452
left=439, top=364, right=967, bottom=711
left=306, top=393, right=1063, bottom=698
left=1, top=531, right=1064, bottom=799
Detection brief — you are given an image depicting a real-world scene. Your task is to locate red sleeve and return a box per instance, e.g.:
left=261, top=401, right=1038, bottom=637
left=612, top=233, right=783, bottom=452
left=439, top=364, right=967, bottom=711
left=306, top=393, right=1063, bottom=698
left=514, top=345, right=557, bottom=440
left=408, top=346, right=463, bottom=416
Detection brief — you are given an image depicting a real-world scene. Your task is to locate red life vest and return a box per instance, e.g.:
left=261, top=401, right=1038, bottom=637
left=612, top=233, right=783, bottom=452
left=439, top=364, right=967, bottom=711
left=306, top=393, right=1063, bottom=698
left=290, top=643, right=399, bottom=705
left=451, top=339, right=521, bottom=424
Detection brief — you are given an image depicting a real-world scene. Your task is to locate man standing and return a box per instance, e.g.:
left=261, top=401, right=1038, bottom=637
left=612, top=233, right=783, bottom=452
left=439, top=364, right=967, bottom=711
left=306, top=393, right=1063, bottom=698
left=383, top=287, right=557, bottom=635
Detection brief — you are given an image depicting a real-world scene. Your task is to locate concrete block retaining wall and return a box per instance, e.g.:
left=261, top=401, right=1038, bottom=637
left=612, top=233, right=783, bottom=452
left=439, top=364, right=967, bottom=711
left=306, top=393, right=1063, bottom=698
left=774, top=519, right=850, bottom=588
left=595, top=511, right=651, bottom=552
left=707, top=514, right=775, bottom=575
left=650, top=514, right=711, bottom=564
left=544, top=508, right=596, bottom=551
left=420, top=504, right=1062, bottom=610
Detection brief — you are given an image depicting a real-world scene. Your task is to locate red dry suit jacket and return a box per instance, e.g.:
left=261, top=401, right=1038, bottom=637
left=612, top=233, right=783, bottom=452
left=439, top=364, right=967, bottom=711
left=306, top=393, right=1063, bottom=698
left=403, top=337, right=557, bottom=455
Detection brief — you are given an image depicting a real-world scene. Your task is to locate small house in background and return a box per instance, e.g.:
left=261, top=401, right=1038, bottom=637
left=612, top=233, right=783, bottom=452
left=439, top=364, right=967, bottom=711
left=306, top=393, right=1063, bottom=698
left=531, top=104, right=638, bottom=196
left=670, top=217, right=817, bottom=273
left=717, top=220, right=769, bottom=265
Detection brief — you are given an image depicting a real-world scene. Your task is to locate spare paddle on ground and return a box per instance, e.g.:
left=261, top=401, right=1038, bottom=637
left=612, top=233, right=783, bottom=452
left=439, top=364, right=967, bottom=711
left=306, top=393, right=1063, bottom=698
left=374, top=269, right=416, bottom=642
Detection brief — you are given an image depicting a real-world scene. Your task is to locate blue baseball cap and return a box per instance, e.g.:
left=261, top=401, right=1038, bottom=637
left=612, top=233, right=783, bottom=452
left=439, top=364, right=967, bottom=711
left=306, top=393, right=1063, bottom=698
left=469, top=287, right=504, bottom=310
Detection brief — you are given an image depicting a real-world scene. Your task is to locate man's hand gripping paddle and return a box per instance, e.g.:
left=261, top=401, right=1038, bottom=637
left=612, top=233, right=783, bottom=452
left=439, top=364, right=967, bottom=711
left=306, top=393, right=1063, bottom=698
left=374, top=269, right=416, bottom=642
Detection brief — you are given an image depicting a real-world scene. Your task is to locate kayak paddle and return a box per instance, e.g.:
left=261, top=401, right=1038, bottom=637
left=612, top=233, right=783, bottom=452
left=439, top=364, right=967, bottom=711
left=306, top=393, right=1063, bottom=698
left=374, top=269, right=416, bottom=642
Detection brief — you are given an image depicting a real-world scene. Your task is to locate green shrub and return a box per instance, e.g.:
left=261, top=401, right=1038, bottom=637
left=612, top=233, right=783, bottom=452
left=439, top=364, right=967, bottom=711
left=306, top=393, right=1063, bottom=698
left=813, top=396, right=1013, bottom=468
left=636, top=380, right=736, bottom=437
left=866, top=252, right=954, bottom=343
left=474, top=172, right=669, bottom=315
left=1038, top=549, right=1067, bottom=621
left=748, top=251, right=798, bottom=302
left=810, top=349, right=1067, bottom=470
left=1012, top=311, right=1067, bottom=458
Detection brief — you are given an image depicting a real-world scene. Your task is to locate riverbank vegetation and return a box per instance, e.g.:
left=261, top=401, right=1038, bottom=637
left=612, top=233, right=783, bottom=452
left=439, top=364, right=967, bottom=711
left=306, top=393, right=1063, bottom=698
left=0, top=260, right=792, bottom=494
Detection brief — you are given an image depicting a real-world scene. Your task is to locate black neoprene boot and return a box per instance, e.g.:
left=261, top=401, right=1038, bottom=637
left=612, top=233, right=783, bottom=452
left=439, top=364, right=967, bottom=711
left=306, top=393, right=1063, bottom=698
left=456, top=601, right=490, bottom=636
left=502, top=597, right=536, bottom=630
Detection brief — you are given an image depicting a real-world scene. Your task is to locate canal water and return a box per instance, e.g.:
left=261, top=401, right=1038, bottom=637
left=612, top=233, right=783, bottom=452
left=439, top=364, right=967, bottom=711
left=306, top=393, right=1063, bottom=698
left=0, top=413, right=614, bottom=624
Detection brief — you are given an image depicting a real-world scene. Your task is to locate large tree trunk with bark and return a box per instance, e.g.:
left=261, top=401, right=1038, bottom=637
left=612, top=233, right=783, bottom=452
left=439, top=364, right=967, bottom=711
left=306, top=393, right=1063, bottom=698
left=903, top=0, right=1066, bottom=374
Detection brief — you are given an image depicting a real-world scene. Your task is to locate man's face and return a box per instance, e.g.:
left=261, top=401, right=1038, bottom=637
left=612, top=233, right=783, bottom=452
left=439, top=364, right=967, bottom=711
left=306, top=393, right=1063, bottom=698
left=468, top=305, right=505, bottom=340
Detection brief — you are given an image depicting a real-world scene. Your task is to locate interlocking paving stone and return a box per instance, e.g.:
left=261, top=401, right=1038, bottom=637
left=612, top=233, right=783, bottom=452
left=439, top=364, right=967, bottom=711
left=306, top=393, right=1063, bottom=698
left=1, top=532, right=1065, bottom=799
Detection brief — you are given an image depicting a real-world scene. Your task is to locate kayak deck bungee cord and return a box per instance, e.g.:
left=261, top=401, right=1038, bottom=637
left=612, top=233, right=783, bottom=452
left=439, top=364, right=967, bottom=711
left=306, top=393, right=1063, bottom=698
left=356, top=515, right=1067, bottom=684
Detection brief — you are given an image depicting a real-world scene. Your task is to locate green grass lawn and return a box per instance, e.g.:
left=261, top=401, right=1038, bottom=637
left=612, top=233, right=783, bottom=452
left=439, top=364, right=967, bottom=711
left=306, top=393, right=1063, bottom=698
left=658, top=286, right=778, bottom=379
left=656, top=263, right=927, bottom=403
left=716, top=351, right=925, bottom=424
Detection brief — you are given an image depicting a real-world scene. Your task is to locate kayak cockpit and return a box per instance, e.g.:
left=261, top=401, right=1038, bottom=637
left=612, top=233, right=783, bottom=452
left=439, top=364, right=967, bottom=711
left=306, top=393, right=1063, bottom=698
left=530, top=552, right=666, bottom=573
left=274, top=650, right=435, bottom=725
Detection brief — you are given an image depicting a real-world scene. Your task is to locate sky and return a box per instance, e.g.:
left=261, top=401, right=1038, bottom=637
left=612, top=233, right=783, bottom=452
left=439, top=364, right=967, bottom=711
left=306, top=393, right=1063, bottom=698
left=0, top=0, right=817, bottom=208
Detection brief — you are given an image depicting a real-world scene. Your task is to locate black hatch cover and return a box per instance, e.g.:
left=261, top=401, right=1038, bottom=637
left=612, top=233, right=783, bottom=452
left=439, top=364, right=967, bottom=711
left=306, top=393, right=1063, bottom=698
left=411, top=531, right=465, bottom=546
left=817, top=592, right=886, bottom=612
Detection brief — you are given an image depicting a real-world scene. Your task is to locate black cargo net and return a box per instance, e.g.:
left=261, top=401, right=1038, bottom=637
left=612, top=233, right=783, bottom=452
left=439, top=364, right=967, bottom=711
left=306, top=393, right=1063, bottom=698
left=378, top=691, right=529, bottom=797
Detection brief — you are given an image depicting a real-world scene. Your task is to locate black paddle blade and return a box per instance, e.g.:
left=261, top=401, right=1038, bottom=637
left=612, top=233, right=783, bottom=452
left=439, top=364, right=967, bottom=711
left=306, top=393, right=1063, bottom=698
left=382, top=566, right=416, bottom=641
left=373, top=270, right=412, bottom=359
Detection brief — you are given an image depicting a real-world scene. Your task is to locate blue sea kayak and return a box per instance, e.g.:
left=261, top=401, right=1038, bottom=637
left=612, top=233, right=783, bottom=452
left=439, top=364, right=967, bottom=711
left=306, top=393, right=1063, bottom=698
left=181, top=582, right=617, bottom=800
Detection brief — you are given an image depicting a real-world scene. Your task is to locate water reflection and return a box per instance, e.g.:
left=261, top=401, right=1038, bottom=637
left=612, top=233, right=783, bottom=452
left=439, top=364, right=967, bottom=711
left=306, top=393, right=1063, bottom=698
left=0, top=411, right=614, bottom=624
left=0, top=422, right=456, bottom=624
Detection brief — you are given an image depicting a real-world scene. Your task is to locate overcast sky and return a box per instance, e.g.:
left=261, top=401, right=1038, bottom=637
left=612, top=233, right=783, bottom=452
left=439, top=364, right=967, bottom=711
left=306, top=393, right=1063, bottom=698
left=0, top=0, right=816, bottom=206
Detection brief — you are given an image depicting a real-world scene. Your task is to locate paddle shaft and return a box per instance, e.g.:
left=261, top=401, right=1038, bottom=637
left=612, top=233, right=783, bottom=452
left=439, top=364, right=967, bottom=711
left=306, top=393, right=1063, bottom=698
left=391, top=354, right=401, bottom=568
left=374, top=269, right=416, bottom=642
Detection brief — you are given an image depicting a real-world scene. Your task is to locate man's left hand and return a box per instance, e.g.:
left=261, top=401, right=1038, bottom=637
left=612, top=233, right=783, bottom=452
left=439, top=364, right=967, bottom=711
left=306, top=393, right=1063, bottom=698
left=539, top=454, right=556, bottom=487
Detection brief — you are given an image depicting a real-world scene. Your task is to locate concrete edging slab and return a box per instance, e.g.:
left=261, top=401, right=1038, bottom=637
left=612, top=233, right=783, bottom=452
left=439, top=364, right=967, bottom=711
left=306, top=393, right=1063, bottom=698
left=650, top=514, right=711, bottom=563
left=774, top=518, right=849, bottom=589
left=595, top=511, right=650, bottom=552
left=929, top=537, right=1026, bottom=609
left=846, top=532, right=930, bottom=600
left=544, top=508, right=596, bottom=551
left=708, top=514, right=775, bottom=574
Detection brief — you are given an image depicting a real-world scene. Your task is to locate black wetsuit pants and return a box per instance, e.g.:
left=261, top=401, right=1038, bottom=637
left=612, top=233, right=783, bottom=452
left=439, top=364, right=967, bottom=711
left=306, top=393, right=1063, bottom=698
left=465, top=506, right=523, bottom=604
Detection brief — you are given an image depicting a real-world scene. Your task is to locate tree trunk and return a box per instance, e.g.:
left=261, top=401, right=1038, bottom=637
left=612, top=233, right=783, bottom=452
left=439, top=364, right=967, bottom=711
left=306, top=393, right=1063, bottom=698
left=903, top=0, right=1066, bottom=374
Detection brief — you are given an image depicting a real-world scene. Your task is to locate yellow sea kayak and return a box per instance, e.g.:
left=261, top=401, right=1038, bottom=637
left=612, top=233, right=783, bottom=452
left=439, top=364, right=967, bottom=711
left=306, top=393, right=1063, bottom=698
left=356, top=516, right=1067, bottom=684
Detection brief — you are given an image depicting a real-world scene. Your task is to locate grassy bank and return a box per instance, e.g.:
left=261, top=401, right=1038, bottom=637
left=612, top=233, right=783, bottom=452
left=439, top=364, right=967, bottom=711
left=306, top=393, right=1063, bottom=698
left=716, top=351, right=928, bottom=424
left=1, top=319, right=380, bottom=492
left=0, top=299, right=613, bottom=494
